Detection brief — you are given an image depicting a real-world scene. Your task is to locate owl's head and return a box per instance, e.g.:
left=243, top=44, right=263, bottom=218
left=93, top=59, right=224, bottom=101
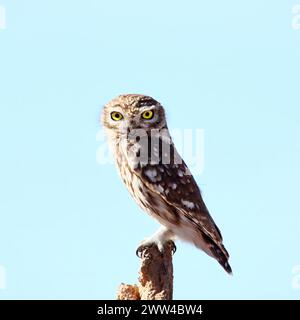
left=101, top=94, right=167, bottom=136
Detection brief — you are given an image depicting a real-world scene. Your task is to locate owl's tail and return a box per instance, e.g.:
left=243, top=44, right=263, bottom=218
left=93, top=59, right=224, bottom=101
left=210, top=243, right=232, bottom=275
left=201, top=232, right=233, bottom=275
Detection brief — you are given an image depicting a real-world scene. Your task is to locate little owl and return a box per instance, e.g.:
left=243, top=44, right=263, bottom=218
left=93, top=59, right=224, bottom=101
left=101, top=94, right=232, bottom=274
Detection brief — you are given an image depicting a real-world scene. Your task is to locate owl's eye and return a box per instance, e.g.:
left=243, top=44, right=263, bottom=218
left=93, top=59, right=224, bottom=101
left=111, top=111, right=123, bottom=121
left=142, top=110, right=154, bottom=120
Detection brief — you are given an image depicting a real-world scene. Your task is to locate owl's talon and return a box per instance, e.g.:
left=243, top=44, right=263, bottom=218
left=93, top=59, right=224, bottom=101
left=136, top=244, right=150, bottom=259
left=168, top=240, right=177, bottom=255
left=136, top=240, right=176, bottom=258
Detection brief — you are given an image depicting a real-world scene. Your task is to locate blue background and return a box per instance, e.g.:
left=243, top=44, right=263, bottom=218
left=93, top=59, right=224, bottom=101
left=0, top=0, right=300, bottom=299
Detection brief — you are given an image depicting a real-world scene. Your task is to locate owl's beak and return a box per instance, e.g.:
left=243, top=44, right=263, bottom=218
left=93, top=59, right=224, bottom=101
left=118, top=120, right=130, bottom=135
left=127, top=120, right=139, bottom=131
left=120, top=120, right=143, bottom=137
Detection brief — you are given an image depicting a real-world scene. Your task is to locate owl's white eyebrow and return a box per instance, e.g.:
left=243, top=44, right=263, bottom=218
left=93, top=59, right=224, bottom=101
left=110, top=105, right=122, bottom=110
left=139, top=105, right=157, bottom=111
left=109, top=105, right=124, bottom=113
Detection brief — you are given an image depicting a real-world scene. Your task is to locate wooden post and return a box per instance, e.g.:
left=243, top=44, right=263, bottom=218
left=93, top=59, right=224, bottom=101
left=116, top=244, right=174, bottom=300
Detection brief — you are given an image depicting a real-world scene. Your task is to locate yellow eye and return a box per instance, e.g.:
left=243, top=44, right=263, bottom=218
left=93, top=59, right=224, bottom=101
left=111, top=111, right=123, bottom=121
left=142, top=110, right=154, bottom=120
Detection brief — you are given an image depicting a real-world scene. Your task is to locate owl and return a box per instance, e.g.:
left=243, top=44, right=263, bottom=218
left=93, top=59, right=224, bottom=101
left=101, top=94, right=232, bottom=274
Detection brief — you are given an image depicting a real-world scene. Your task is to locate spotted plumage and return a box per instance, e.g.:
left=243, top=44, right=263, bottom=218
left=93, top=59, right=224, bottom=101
left=101, top=94, right=232, bottom=274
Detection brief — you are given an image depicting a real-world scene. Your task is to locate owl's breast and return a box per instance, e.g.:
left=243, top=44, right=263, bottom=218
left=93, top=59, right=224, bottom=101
left=115, top=156, right=180, bottom=229
left=116, top=158, right=153, bottom=214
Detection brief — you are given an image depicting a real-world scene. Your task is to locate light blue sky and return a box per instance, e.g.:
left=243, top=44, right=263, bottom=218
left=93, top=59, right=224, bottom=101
left=0, top=0, right=300, bottom=299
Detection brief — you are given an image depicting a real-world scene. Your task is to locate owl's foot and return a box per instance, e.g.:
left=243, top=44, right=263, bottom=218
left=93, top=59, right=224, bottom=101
left=136, top=240, right=176, bottom=258
left=136, top=227, right=176, bottom=258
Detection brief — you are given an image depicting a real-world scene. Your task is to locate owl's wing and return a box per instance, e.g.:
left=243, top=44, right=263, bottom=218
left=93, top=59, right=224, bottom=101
left=133, top=137, right=229, bottom=261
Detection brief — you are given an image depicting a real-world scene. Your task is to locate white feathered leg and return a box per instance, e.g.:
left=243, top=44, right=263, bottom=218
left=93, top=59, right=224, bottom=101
left=136, top=226, right=176, bottom=256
